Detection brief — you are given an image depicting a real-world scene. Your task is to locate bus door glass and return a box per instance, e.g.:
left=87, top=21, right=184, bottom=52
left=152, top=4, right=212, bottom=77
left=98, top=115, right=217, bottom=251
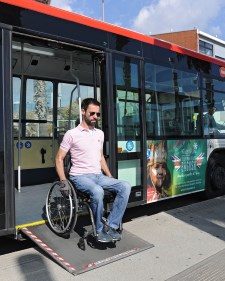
left=112, top=55, right=143, bottom=204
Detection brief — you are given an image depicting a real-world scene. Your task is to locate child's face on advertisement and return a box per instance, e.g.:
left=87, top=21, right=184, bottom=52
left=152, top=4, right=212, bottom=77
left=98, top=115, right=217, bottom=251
left=150, top=162, right=166, bottom=188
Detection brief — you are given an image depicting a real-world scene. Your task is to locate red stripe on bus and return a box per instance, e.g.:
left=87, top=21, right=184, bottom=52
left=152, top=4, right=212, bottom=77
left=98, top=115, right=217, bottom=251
left=1, top=0, right=225, bottom=67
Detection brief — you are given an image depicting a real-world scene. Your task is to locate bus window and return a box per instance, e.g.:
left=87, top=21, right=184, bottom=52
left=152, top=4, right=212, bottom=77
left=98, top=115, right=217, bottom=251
left=202, top=78, right=225, bottom=136
left=57, top=82, right=79, bottom=134
left=145, top=62, right=201, bottom=137
left=26, top=79, right=53, bottom=137
left=13, top=77, right=21, bottom=137
left=117, top=89, right=140, bottom=139
left=57, top=83, right=99, bottom=135
left=115, top=59, right=140, bottom=140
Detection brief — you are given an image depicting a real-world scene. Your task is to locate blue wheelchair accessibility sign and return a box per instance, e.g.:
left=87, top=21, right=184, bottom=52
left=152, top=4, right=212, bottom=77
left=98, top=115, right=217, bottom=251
left=25, top=141, right=32, bottom=149
left=126, top=141, right=134, bottom=151
left=16, top=142, right=23, bottom=149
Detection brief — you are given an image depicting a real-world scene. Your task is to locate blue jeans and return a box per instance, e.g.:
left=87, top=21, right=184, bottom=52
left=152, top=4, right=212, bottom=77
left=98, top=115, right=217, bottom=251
left=69, top=173, right=131, bottom=233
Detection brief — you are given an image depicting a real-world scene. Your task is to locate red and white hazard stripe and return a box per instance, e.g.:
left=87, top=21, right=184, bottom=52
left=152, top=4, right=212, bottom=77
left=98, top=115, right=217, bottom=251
left=83, top=248, right=139, bottom=269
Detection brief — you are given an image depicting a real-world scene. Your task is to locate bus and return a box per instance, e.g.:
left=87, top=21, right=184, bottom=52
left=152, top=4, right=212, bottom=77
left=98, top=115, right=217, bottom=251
left=1, top=0, right=225, bottom=238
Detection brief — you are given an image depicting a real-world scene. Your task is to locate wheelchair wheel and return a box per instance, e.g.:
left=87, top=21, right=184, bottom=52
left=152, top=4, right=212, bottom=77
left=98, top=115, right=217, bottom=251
left=46, top=181, right=78, bottom=234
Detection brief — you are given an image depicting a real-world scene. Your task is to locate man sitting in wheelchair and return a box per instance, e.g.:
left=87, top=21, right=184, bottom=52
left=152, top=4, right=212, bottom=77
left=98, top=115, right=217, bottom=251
left=55, top=98, right=131, bottom=243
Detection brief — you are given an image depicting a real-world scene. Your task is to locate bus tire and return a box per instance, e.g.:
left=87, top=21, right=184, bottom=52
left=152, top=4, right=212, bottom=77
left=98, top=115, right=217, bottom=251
left=211, top=165, right=225, bottom=192
left=204, top=153, right=225, bottom=199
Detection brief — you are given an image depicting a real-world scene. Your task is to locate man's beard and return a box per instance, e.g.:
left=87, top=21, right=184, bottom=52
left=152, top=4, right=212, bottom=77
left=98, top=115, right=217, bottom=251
left=84, top=115, right=96, bottom=127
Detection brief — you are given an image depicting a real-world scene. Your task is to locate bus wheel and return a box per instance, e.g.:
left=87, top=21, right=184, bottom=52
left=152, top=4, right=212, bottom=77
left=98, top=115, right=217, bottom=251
left=211, top=165, right=225, bottom=192
left=204, top=155, right=225, bottom=199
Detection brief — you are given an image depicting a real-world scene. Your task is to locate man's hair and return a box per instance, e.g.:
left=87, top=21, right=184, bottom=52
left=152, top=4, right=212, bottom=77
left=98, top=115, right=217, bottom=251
left=81, top=98, right=100, bottom=111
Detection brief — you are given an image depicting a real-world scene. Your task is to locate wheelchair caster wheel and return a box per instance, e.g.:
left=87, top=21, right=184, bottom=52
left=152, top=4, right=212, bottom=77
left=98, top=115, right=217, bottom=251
left=78, top=237, right=87, bottom=251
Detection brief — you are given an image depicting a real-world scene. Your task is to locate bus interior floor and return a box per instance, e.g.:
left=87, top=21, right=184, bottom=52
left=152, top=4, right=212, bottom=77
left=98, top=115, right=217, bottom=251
left=15, top=183, right=52, bottom=226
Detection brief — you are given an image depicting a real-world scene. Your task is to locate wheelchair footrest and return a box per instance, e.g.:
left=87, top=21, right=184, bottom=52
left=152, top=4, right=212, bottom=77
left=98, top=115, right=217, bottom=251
left=78, top=237, right=87, bottom=251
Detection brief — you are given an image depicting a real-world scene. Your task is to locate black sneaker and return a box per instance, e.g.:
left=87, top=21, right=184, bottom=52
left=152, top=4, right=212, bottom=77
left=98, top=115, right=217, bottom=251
left=97, top=231, right=113, bottom=243
left=105, top=226, right=121, bottom=241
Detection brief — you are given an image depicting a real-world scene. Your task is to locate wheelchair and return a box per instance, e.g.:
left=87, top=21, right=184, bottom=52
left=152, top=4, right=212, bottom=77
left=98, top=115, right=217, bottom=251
left=45, top=178, right=122, bottom=251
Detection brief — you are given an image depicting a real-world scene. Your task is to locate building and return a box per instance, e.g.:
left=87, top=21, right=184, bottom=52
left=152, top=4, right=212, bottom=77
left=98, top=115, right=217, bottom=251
left=152, top=29, right=225, bottom=61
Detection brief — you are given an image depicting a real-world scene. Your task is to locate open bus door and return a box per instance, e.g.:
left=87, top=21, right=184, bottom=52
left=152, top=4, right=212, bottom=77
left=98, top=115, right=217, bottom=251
left=0, top=23, right=15, bottom=236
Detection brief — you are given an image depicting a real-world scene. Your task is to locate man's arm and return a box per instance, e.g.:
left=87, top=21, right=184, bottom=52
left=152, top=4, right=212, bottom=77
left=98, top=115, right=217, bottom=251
left=55, top=148, right=68, bottom=180
left=101, top=151, right=112, bottom=177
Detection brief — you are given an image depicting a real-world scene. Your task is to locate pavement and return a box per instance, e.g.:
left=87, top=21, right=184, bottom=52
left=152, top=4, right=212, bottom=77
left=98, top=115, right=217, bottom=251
left=1, top=195, right=225, bottom=281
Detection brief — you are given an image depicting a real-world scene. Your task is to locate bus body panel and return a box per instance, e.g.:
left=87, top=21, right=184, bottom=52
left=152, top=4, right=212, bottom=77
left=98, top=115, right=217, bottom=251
left=0, top=0, right=225, bottom=235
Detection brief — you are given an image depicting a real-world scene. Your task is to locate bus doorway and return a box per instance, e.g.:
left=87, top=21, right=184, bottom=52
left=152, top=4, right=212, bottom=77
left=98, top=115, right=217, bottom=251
left=12, top=35, right=105, bottom=227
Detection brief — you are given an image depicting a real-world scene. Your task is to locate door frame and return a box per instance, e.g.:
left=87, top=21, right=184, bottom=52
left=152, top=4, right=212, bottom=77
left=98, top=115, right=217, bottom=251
left=0, top=23, right=15, bottom=235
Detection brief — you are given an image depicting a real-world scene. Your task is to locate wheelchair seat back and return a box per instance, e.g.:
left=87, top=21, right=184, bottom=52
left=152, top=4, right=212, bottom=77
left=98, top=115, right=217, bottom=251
left=63, top=152, right=72, bottom=178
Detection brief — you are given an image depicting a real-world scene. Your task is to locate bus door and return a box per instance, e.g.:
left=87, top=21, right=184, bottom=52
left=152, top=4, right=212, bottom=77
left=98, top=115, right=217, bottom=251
left=110, top=54, right=145, bottom=206
left=0, top=24, right=15, bottom=235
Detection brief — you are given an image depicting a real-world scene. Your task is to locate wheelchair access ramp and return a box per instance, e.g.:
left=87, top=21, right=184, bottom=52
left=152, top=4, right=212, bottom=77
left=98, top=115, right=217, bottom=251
left=20, top=223, right=153, bottom=275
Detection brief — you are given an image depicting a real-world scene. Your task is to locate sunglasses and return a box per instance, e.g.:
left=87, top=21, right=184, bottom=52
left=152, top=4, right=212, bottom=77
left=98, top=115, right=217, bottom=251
left=89, top=111, right=101, bottom=117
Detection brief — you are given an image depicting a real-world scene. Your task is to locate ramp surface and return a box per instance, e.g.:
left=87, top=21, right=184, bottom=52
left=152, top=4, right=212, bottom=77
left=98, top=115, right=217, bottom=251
left=21, top=223, right=153, bottom=275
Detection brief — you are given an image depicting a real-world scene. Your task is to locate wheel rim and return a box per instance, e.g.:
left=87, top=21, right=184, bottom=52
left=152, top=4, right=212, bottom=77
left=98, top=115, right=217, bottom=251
left=66, top=181, right=78, bottom=233
left=46, top=182, right=73, bottom=234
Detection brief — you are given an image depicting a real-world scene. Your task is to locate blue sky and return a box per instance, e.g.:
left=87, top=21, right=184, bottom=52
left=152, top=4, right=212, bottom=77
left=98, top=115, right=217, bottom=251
left=50, top=0, right=225, bottom=41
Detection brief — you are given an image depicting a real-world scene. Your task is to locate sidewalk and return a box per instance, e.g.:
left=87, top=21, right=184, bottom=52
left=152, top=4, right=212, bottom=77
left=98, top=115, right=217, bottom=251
left=1, top=196, right=225, bottom=281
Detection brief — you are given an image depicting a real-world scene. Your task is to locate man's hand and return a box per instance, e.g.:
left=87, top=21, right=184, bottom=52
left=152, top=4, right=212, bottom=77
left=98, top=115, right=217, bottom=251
left=59, top=180, right=71, bottom=196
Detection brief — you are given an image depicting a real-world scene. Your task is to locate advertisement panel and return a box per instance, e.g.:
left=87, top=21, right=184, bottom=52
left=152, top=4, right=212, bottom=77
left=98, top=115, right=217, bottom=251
left=147, top=139, right=207, bottom=202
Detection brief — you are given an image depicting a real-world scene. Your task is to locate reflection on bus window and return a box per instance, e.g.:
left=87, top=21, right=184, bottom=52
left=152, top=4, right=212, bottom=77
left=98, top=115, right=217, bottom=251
left=57, top=83, right=99, bottom=136
left=114, top=58, right=141, bottom=140
left=145, top=62, right=201, bottom=137
left=203, top=78, right=225, bottom=136
left=26, top=79, right=53, bottom=137
left=13, top=77, right=21, bottom=137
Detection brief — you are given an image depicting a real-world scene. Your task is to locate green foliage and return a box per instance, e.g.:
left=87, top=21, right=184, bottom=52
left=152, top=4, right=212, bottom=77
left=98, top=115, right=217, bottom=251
left=58, top=101, right=79, bottom=121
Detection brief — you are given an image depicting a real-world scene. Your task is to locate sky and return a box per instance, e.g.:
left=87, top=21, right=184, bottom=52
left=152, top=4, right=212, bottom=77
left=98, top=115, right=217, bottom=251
left=50, top=0, right=225, bottom=41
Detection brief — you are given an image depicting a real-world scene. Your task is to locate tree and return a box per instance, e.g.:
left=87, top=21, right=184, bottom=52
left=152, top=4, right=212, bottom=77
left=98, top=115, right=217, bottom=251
left=34, top=80, right=47, bottom=120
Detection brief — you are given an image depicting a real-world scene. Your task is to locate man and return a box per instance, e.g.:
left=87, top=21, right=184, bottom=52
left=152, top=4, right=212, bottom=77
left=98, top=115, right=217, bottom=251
left=55, top=98, right=131, bottom=243
left=204, top=105, right=217, bottom=135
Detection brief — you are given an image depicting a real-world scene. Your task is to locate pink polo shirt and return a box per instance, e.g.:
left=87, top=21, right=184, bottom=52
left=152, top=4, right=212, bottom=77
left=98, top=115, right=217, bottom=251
left=60, top=125, right=104, bottom=176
